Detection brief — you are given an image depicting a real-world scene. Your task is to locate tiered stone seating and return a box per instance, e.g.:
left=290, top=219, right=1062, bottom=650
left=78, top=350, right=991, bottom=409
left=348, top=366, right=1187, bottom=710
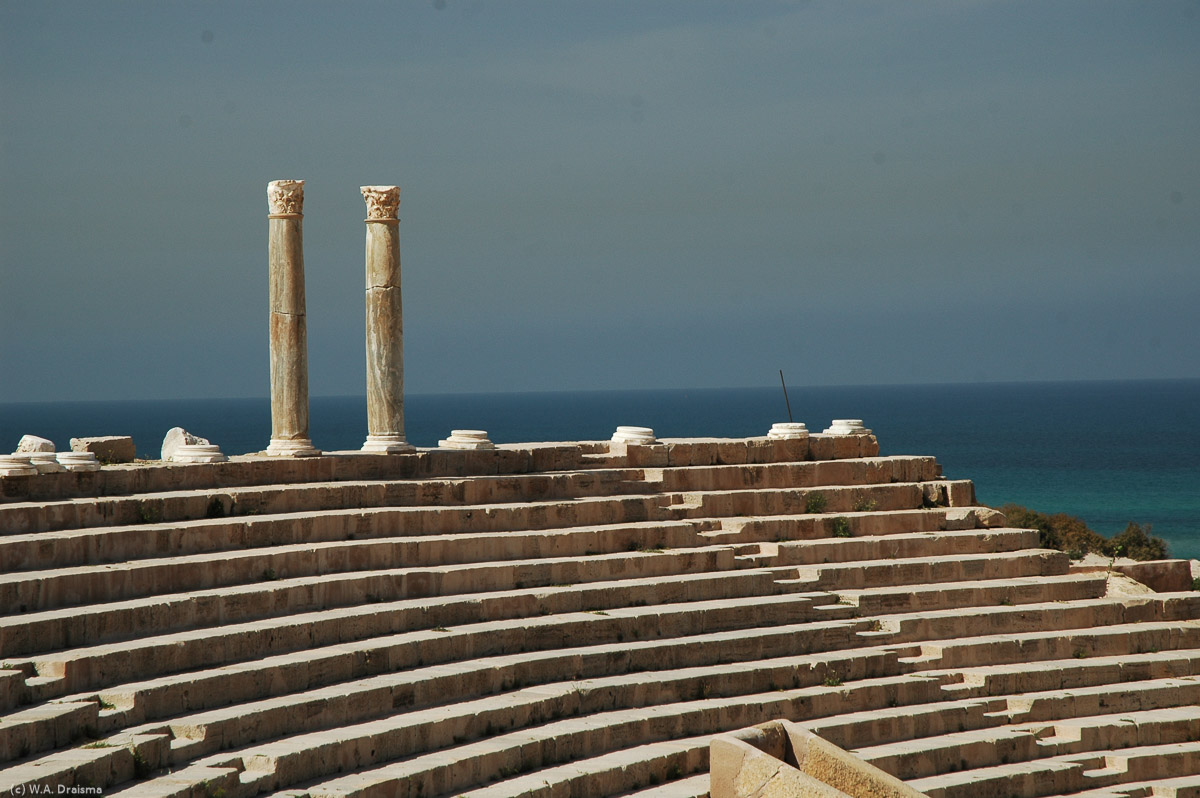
left=1, top=432, right=1197, bottom=798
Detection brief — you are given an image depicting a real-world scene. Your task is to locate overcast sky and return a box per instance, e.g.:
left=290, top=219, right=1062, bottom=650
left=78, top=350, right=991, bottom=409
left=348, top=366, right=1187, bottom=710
left=1, top=1, right=1197, bottom=403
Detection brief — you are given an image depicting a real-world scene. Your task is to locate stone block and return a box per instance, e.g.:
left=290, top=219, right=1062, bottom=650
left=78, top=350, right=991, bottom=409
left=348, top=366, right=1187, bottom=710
left=16, top=435, right=55, bottom=453
left=162, top=427, right=208, bottom=461
left=71, top=435, right=136, bottom=463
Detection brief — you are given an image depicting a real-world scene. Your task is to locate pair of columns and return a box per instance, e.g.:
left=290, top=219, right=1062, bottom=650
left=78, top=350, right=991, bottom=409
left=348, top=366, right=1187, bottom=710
left=265, top=180, right=413, bottom=456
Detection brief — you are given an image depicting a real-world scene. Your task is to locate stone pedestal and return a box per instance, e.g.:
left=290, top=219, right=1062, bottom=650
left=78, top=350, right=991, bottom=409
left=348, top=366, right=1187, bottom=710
left=612, top=426, right=658, bottom=444
left=360, top=186, right=414, bottom=454
left=438, top=430, right=495, bottom=450
left=171, top=444, right=228, bottom=463
left=266, top=180, right=319, bottom=457
left=0, top=455, right=38, bottom=477
left=57, top=452, right=100, bottom=472
left=27, top=452, right=65, bottom=473
left=824, top=419, right=872, bottom=436
left=767, top=422, right=809, bottom=440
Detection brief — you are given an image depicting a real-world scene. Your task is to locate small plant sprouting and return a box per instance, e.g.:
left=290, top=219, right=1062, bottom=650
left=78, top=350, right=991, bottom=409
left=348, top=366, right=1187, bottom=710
left=432, top=626, right=450, bottom=633
left=1192, top=578, right=1200, bottom=592
left=823, top=672, right=843, bottom=687
left=852, top=494, right=877, bottom=513
left=805, top=492, right=828, bottom=514
left=260, top=568, right=278, bottom=581
left=830, top=517, right=852, bottom=538
left=1073, top=648, right=1089, bottom=659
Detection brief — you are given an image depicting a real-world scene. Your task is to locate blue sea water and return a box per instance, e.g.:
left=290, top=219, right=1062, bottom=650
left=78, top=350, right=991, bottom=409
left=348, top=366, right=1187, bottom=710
left=2, top=379, right=1198, bottom=558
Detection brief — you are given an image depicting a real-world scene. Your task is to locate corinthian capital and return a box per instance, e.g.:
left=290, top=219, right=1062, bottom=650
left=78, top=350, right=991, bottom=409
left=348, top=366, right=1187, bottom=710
left=267, top=180, right=305, bottom=216
left=361, top=185, right=400, bottom=221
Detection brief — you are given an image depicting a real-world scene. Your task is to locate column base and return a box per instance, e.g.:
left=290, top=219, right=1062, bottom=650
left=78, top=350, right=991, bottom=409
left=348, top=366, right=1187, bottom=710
left=362, top=434, right=415, bottom=454
left=266, top=438, right=321, bottom=457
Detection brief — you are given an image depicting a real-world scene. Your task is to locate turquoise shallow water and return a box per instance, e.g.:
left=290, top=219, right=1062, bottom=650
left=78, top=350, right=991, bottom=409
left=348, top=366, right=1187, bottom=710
left=2, top=379, right=1198, bottom=558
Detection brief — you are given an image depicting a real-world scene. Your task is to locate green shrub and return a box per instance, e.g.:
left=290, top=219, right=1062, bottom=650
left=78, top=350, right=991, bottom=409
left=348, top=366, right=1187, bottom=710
left=997, top=504, right=1168, bottom=561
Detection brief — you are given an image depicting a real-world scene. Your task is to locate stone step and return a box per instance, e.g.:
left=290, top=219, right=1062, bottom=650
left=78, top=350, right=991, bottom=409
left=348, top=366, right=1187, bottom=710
left=807, top=677, right=1200, bottom=752
left=715, top=505, right=1004, bottom=546
left=0, top=533, right=738, bottom=615
left=0, top=513, right=713, bottom=576
left=20, top=587, right=836, bottom=699
left=1063, top=774, right=1200, bottom=798
left=988, top=677, right=1200, bottom=725
left=901, top=617, right=1200, bottom=670
left=0, top=702, right=99, bottom=763
left=149, top=645, right=898, bottom=766
left=912, top=741, right=1200, bottom=798
left=652, top=456, right=941, bottom=493
left=0, top=561, right=779, bottom=659
left=822, top=572, right=1108, bottom=616
left=160, top=648, right=900, bottom=783
left=673, top=480, right=971, bottom=522
left=7, top=453, right=939, bottom=539
left=164, top=674, right=942, bottom=798
left=615, top=773, right=711, bottom=798
left=773, top=527, right=1036, bottom=565
left=857, top=706, right=1200, bottom=780
left=0, top=732, right=170, bottom=798
left=0, top=445, right=598, bottom=504
left=870, top=598, right=1199, bottom=650
left=0, top=492, right=674, bottom=574
left=781, top=549, right=1069, bottom=591
left=82, top=616, right=868, bottom=734
left=454, top=737, right=712, bottom=797
left=0, top=468, right=650, bottom=535
left=931, top=648, right=1200, bottom=698
left=0, top=478, right=955, bottom=577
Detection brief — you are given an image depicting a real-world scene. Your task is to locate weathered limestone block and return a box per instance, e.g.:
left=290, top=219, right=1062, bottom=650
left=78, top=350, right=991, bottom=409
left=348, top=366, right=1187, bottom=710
left=711, top=720, right=928, bottom=798
left=438, top=430, right=495, bottom=450
left=0, top=454, right=38, bottom=477
left=16, top=435, right=55, bottom=453
left=70, top=436, right=135, bottom=463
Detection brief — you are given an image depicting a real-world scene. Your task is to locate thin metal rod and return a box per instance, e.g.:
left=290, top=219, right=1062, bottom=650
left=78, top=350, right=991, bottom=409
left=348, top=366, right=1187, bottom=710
left=779, top=369, right=793, bottom=422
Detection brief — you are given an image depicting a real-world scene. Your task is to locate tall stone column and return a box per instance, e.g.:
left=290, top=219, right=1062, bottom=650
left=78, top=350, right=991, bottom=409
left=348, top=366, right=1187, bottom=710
left=360, top=185, right=414, bottom=453
left=266, top=180, right=319, bottom=457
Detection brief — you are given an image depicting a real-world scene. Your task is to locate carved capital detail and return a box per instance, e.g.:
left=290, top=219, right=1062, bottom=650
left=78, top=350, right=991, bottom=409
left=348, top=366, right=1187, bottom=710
left=361, top=185, right=400, bottom=220
left=267, top=180, right=305, bottom=216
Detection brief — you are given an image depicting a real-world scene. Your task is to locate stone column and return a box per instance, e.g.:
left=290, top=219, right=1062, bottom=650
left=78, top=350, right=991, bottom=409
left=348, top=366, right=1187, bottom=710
left=265, top=180, right=319, bottom=456
left=360, top=185, right=414, bottom=453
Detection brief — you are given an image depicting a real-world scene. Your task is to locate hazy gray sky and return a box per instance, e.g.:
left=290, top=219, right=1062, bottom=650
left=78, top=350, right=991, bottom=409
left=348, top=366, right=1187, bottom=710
left=2, top=1, right=1197, bottom=402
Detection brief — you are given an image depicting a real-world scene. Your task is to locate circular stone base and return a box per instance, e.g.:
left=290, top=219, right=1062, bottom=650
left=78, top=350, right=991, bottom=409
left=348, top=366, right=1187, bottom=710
left=362, top=435, right=416, bottom=454
left=0, top=454, right=38, bottom=477
left=824, top=419, right=872, bottom=436
left=612, top=426, right=657, bottom=445
left=27, top=452, right=66, bottom=473
left=767, top=422, right=809, bottom=440
left=438, top=430, right=495, bottom=450
left=171, top=444, right=229, bottom=463
left=56, top=452, right=100, bottom=472
left=265, top=439, right=321, bottom=457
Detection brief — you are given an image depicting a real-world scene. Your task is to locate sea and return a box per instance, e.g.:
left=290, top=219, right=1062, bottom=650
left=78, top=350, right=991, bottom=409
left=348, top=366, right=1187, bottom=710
left=2, top=379, right=1198, bottom=559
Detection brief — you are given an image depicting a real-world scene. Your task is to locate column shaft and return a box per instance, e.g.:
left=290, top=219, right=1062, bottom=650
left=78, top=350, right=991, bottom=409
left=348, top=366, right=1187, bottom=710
left=361, top=185, right=412, bottom=453
left=266, top=180, right=319, bottom=456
